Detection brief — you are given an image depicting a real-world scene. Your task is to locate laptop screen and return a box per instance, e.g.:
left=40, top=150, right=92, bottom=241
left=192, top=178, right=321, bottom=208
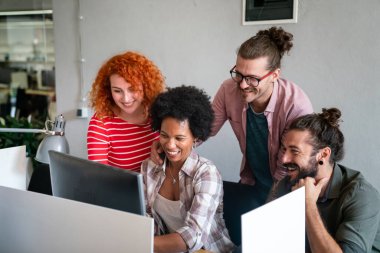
left=49, top=151, right=146, bottom=215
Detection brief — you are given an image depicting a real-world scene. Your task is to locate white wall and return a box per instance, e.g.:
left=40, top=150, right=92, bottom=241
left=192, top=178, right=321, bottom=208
left=53, top=0, right=380, bottom=190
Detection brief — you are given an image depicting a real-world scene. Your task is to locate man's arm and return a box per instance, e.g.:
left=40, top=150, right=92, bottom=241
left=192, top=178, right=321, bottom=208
left=304, top=175, right=380, bottom=253
left=334, top=180, right=380, bottom=253
left=306, top=199, right=343, bottom=253
left=295, top=177, right=343, bottom=253
left=211, top=82, right=228, bottom=136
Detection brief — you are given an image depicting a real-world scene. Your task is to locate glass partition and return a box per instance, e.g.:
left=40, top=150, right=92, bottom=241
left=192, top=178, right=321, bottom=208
left=0, top=0, right=55, bottom=122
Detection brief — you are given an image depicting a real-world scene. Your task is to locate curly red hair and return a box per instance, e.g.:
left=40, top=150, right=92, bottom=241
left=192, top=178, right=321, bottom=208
left=89, top=51, right=165, bottom=118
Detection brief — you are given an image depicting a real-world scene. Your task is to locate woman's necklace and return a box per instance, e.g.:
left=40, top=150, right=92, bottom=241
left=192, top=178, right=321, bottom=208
left=167, top=164, right=177, bottom=185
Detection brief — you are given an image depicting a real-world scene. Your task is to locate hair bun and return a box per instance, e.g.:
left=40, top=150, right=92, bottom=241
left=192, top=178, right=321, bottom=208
left=320, top=108, right=342, bottom=128
left=256, top=27, right=293, bottom=56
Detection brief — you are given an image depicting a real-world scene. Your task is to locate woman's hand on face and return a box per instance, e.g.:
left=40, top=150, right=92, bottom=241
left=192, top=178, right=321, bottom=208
left=150, top=140, right=164, bottom=165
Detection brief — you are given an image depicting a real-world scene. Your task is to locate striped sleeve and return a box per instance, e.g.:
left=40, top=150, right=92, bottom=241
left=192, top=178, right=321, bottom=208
left=87, top=115, right=110, bottom=164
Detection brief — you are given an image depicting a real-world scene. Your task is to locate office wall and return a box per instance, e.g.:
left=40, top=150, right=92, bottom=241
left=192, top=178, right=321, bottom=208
left=53, top=0, right=380, bottom=190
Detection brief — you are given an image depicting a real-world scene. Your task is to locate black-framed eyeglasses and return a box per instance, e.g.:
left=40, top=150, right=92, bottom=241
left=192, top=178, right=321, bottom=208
left=229, top=65, right=274, bottom=88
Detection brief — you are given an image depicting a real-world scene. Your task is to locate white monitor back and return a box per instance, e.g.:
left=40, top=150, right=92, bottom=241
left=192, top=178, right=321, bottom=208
left=242, top=187, right=305, bottom=253
left=0, top=186, right=154, bottom=253
left=11, top=71, right=28, bottom=89
left=0, top=145, right=31, bottom=190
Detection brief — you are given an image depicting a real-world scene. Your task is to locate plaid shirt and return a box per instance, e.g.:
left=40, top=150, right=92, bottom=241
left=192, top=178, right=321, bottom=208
left=141, top=151, right=235, bottom=253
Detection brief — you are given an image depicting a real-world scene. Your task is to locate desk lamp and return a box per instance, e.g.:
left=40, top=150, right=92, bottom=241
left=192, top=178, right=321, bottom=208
left=0, top=114, right=69, bottom=164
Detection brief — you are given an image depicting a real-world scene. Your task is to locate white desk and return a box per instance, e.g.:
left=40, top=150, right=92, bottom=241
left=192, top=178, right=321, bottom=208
left=0, top=186, right=154, bottom=253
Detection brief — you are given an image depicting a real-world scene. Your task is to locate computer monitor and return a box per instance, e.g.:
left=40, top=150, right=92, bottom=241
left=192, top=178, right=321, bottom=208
left=40, top=69, right=55, bottom=89
left=0, top=67, right=12, bottom=86
left=48, top=151, right=146, bottom=215
left=11, top=71, right=28, bottom=89
left=241, top=187, right=305, bottom=253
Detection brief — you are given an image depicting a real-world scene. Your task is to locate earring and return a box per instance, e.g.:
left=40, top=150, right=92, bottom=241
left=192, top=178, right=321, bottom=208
left=318, top=160, right=324, bottom=165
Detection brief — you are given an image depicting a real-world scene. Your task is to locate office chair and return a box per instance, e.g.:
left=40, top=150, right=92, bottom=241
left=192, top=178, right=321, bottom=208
left=28, top=162, right=52, bottom=195
left=222, top=181, right=259, bottom=246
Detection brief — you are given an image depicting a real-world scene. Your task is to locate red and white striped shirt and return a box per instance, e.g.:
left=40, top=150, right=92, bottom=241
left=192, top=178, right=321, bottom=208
left=87, top=114, right=159, bottom=172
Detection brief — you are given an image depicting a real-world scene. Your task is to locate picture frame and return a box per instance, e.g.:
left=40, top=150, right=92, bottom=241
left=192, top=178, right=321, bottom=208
left=242, top=0, right=298, bottom=26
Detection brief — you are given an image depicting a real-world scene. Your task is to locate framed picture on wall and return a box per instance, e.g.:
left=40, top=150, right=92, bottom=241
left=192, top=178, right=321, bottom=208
left=243, top=0, right=298, bottom=25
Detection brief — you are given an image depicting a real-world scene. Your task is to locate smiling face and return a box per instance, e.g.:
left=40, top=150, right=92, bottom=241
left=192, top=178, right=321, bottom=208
left=110, top=74, right=144, bottom=118
left=159, top=117, right=195, bottom=169
left=281, top=130, right=320, bottom=186
left=235, top=56, right=279, bottom=111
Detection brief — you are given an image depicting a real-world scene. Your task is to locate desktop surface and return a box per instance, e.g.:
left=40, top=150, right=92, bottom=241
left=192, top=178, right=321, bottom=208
left=0, top=186, right=153, bottom=253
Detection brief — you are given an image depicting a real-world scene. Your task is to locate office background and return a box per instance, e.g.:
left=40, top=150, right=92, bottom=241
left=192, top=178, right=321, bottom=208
left=53, top=0, right=380, bottom=190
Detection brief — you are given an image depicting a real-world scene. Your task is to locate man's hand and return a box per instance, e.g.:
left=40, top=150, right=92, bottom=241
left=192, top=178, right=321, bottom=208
left=291, top=177, right=329, bottom=204
left=295, top=177, right=343, bottom=253
left=150, top=140, right=164, bottom=165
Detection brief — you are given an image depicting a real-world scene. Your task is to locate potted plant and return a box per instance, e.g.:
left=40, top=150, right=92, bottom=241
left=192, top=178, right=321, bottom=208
left=0, top=116, right=45, bottom=159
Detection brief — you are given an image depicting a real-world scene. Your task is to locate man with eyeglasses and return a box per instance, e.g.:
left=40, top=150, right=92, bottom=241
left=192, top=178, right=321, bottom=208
left=212, top=27, right=313, bottom=207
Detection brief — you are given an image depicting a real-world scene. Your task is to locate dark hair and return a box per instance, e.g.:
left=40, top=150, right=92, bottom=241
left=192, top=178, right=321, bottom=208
left=238, top=26, right=293, bottom=70
left=150, top=85, right=214, bottom=141
left=289, top=108, right=345, bottom=163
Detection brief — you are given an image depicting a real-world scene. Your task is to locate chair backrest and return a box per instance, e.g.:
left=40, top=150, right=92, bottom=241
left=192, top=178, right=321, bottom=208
left=223, top=180, right=258, bottom=246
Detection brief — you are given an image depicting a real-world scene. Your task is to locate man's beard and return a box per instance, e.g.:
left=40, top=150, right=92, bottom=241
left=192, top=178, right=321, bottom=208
left=283, top=159, right=319, bottom=187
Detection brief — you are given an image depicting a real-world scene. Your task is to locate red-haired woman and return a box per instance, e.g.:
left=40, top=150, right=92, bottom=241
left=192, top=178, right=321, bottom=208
left=87, top=51, right=165, bottom=172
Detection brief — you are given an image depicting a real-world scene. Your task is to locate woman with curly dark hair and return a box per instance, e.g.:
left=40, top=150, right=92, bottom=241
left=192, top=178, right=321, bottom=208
left=87, top=51, right=165, bottom=172
left=141, top=86, right=235, bottom=253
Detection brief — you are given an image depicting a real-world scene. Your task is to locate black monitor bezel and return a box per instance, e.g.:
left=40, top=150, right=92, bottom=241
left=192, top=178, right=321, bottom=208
left=48, top=151, right=146, bottom=216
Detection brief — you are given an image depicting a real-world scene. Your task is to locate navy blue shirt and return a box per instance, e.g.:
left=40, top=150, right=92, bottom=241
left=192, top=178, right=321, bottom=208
left=246, top=106, right=273, bottom=206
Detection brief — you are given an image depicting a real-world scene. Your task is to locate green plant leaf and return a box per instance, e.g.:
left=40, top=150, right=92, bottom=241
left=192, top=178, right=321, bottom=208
left=0, top=116, right=45, bottom=158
